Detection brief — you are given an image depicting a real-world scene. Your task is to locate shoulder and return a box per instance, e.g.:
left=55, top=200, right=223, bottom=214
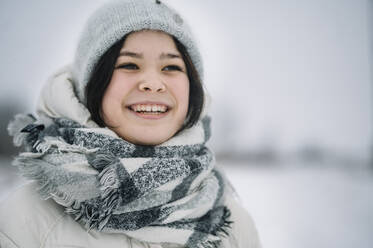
left=223, top=192, right=262, bottom=248
left=0, top=182, right=65, bottom=248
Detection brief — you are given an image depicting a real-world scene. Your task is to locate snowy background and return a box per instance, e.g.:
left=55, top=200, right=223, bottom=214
left=1, top=0, right=373, bottom=248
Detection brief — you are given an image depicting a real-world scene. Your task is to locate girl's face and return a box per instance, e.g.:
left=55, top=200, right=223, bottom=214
left=101, top=30, right=190, bottom=145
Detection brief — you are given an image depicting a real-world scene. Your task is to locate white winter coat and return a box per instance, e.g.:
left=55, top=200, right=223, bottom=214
left=0, top=182, right=261, bottom=248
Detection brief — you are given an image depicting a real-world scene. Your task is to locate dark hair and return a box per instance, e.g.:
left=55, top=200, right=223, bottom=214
left=85, top=32, right=204, bottom=134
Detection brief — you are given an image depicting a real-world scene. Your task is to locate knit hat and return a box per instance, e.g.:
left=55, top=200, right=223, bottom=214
left=71, top=0, right=203, bottom=104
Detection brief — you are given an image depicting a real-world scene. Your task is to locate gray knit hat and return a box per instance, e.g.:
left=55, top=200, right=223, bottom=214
left=72, top=0, right=203, bottom=103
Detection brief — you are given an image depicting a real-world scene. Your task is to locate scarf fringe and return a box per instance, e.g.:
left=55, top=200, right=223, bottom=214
left=12, top=156, right=80, bottom=214
left=215, top=206, right=233, bottom=237
left=209, top=207, right=233, bottom=248
left=8, top=113, right=97, bottom=156
left=193, top=207, right=233, bottom=248
left=99, top=164, right=120, bottom=197
left=94, top=153, right=121, bottom=230
left=65, top=201, right=114, bottom=232
left=33, top=136, right=97, bottom=155
left=14, top=152, right=121, bottom=232
left=13, top=156, right=46, bottom=183
left=197, top=240, right=222, bottom=248
left=64, top=162, right=121, bottom=231
left=13, top=155, right=103, bottom=230
left=89, top=150, right=117, bottom=171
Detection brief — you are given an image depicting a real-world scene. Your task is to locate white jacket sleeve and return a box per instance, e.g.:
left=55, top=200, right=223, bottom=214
left=222, top=193, right=262, bottom=248
left=0, top=231, right=19, bottom=248
left=0, top=183, right=49, bottom=248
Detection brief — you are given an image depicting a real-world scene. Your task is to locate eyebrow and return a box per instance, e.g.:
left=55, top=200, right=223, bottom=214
left=119, top=51, right=143, bottom=59
left=118, top=51, right=182, bottom=60
left=160, top=53, right=181, bottom=60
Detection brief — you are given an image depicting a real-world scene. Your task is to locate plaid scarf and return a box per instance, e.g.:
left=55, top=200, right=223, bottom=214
left=7, top=67, right=232, bottom=248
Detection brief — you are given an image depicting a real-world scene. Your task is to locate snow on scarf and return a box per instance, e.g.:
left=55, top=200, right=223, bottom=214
left=7, top=66, right=232, bottom=248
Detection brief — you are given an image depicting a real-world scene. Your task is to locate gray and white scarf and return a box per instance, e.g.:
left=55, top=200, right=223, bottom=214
left=8, top=66, right=232, bottom=248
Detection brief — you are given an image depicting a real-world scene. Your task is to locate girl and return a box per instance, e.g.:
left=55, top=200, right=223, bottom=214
left=0, top=0, right=261, bottom=247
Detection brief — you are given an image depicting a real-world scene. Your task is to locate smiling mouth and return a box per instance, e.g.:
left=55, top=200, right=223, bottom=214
left=127, top=104, right=171, bottom=115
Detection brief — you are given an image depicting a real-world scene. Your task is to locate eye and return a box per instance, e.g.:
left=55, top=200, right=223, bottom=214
left=163, top=65, right=183, bottom=72
left=116, top=63, right=139, bottom=70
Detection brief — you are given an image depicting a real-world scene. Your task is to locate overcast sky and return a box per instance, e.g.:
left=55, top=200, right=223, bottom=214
left=0, top=0, right=372, bottom=159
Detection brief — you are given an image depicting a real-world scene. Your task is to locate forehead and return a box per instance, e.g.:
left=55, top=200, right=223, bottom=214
left=121, top=30, right=178, bottom=51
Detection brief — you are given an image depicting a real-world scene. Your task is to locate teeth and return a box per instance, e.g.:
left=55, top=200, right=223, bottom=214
left=131, top=104, right=167, bottom=113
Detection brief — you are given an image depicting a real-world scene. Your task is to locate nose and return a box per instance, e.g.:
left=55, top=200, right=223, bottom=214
left=138, top=74, right=166, bottom=93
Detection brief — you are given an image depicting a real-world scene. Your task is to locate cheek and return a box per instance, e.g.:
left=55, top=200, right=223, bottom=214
left=174, top=79, right=190, bottom=112
left=105, top=73, right=134, bottom=100
left=101, top=74, right=132, bottom=115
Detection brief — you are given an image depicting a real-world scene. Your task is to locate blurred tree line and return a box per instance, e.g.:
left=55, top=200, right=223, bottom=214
left=211, top=101, right=371, bottom=169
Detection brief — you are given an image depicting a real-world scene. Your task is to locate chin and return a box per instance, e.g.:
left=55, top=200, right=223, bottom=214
left=122, top=130, right=175, bottom=146
left=114, top=123, right=182, bottom=146
left=131, top=137, right=167, bottom=146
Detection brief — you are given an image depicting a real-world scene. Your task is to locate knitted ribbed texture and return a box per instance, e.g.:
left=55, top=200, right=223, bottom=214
left=72, top=0, right=203, bottom=103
